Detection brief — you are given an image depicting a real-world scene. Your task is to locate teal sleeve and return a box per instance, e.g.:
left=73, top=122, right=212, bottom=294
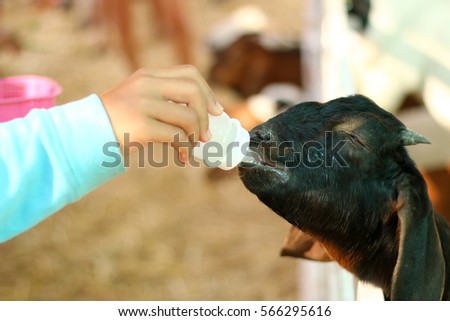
left=0, top=94, right=125, bottom=242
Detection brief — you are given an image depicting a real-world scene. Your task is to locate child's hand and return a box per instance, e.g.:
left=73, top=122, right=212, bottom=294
left=100, top=65, right=223, bottom=161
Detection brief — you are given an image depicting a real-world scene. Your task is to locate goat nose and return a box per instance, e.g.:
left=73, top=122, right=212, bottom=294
left=253, top=129, right=272, bottom=143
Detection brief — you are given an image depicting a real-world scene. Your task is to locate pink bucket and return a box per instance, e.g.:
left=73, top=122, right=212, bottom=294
left=0, top=75, right=63, bottom=122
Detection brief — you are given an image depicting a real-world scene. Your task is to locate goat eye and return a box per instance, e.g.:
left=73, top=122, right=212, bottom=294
left=342, top=131, right=365, bottom=147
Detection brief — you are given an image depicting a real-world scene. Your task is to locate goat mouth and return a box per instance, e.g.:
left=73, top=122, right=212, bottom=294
left=239, top=148, right=285, bottom=170
left=239, top=148, right=290, bottom=184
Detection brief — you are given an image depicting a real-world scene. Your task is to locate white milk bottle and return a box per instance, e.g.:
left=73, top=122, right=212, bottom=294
left=192, top=112, right=250, bottom=170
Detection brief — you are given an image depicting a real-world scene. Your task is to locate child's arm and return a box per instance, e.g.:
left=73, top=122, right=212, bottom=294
left=0, top=66, right=220, bottom=242
left=0, top=95, right=123, bottom=242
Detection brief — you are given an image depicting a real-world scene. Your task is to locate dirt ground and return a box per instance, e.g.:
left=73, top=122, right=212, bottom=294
left=0, top=0, right=305, bottom=300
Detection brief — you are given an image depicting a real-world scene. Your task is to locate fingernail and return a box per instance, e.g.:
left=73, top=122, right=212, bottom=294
left=201, top=129, right=212, bottom=142
left=179, top=152, right=187, bottom=163
left=215, top=102, right=224, bottom=113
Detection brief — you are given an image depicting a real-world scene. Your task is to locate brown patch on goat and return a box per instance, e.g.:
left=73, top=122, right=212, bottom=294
left=319, top=242, right=362, bottom=274
left=333, top=118, right=364, bottom=133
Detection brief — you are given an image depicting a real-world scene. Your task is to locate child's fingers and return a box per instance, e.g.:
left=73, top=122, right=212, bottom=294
left=140, top=65, right=218, bottom=113
left=144, top=119, right=193, bottom=162
left=150, top=77, right=211, bottom=142
left=141, top=100, right=201, bottom=144
left=138, top=66, right=223, bottom=141
left=171, top=144, right=191, bottom=165
left=142, top=118, right=191, bottom=145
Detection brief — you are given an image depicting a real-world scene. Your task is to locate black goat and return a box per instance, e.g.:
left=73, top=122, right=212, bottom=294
left=239, top=95, right=449, bottom=300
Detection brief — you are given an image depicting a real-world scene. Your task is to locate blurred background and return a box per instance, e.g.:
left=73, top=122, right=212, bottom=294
left=0, top=0, right=449, bottom=300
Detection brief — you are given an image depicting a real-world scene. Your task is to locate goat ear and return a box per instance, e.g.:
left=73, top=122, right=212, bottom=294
left=400, top=128, right=431, bottom=146
left=280, top=225, right=333, bottom=261
left=391, top=179, right=445, bottom=300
